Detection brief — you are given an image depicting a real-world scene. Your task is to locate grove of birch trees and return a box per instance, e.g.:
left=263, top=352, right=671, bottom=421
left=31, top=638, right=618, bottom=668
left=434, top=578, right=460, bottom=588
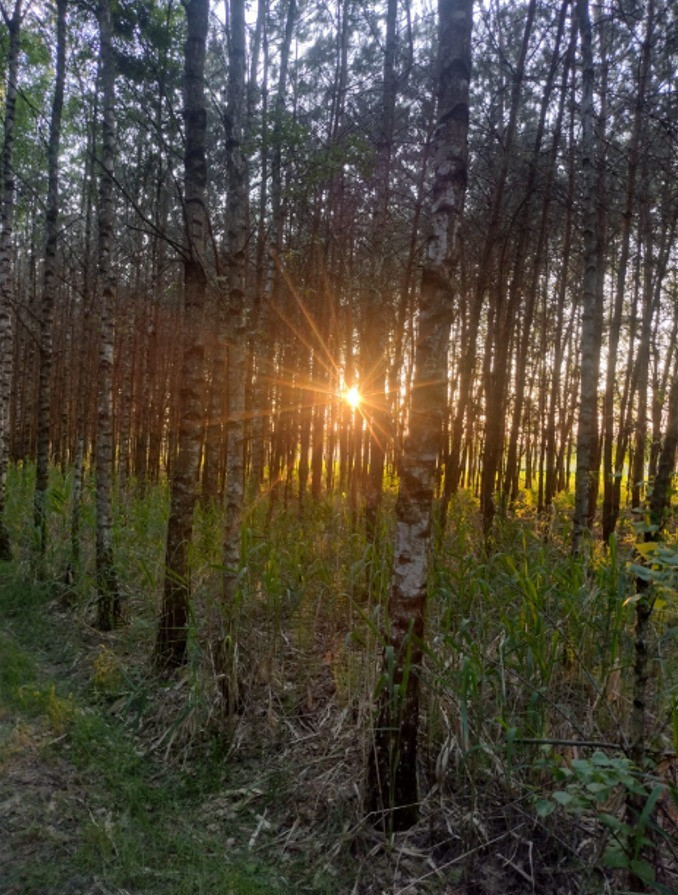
left=0, top=0, right=677, bottom=880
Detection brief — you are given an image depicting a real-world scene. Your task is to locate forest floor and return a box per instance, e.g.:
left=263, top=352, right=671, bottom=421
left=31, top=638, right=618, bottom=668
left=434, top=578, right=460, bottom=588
left=0, top=572, right=293, bottom=895
left=0, top=563, right=579, bottom=895
left=1, top=486, right=676, bottom=894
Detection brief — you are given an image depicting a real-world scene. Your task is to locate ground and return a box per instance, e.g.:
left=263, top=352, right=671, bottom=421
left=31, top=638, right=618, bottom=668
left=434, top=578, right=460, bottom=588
left=1, top=558, right=675, bottom=895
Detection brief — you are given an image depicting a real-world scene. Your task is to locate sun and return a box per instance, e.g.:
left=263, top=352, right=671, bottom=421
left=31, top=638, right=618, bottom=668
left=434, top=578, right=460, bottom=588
left=343, top=385, right=362, bottom=409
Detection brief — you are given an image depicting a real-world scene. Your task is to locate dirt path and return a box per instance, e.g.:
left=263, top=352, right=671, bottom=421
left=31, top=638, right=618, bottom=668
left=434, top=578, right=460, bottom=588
left=0, top=707, right=97, bottom=894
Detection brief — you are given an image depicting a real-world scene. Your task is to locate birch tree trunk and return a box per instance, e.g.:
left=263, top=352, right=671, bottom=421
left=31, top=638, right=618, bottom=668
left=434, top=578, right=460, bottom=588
left=156, top=0, right=209, bottom=669
left=94, top=0, right=122, bottom=628
left=218, top=0, right=248, bottom=711
left=367, top=0, right=473, bottom=829
left=364, top=0, right=397, bottom=543
left=0, top=0, right=24, bottom=561
left=572, top=0, right=601, bottom=554
left=33, top=0, right=67, bottom=566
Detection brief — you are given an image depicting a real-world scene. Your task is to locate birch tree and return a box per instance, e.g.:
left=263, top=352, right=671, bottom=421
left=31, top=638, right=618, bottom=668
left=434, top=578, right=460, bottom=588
left=95, top=0, right=121, bottom=629
left=572, top=0, right=601, bottom=553
left=218, top=0, right=248, bottom=711
left=368, top=0, right=473, bottom=829
left=156, top=0, right=209, bottom=669
left=33, top=0, right=67, bottom=565
left=0, top=0, right=24, bottom=561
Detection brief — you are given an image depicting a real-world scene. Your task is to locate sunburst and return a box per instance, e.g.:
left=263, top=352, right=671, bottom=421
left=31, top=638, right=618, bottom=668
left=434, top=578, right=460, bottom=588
left=343, top=385, right=362, bottom=409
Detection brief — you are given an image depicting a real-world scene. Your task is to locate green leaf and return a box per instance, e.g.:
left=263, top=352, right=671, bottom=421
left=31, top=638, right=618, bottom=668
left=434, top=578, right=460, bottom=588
left=603, top=847, right=629, bottom=869
left=535, top=799, right=555, bottom=818
left=599, top=813, right=625, bottom=832
left=629, top=564, right=653, bottom=582
left=638, top=784, right=666, bottom=833
left=586, top=781, right=611, bottom=797
left=591, top=751, right=614, bottom=766
left=629, top=859, right=655, bottom=884
left=552, top=790, right=574, bottom=806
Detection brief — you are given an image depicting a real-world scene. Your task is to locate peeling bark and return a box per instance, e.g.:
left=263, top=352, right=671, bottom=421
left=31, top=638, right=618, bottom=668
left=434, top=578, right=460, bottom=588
left=367, top=0, right=473, bottom=830
left=95, top=0, right=121, bottom=629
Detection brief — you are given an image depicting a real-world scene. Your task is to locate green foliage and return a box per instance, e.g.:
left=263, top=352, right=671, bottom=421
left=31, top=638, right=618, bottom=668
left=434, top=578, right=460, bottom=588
left=2, top=467, right=676, bottom=892
left=535, top=751, right=675, bottom=890
left=0, top=568, right=286, bottom=895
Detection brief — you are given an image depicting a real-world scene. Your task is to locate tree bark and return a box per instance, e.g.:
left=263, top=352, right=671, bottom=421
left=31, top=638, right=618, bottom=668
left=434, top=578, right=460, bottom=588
left=367, top=0, right=473, bottom=830
left=364, top=0, right=398, bottom=542
left=0, top=0, right=24, bottom=561
left=572, top=0, right=602, bottom=554
left=601, top=0, right=653, bottom=542
left=95, top=0, right=121, bottom=628
left=33, top=0, right=67, bottom=566
left=218, top=0, right=248, bottom=711
left=156, top=0, right=209, bottom=669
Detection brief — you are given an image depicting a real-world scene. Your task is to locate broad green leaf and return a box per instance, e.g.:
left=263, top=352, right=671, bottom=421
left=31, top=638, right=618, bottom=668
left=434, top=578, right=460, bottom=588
left=629, top=564, right=653, bottom=582
left=603, top=847, right=629, bottom=869
left=535, top=799, right=555, bottom=818
left=629, top=859, right=655, bottom=884
left=599, top=813, right=624, bottom=832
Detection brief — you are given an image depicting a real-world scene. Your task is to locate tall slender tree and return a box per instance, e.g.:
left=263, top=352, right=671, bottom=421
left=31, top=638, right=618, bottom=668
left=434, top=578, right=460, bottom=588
left=156, top=0, right=209, bottom=669
left=601, top=0, right=654, bottom=543
left=95, top=0, right=122, bottom=628
left=364, top=0, right=398, bottom=542
left=0, top=0, right=24, bottom=561
left=218, top=0, right=248, bottom=710
left=572, top=0, right=601, bottom=553
left=368, top=0, right=473, bottom=829
left=33, top=0, right=67, bottom=565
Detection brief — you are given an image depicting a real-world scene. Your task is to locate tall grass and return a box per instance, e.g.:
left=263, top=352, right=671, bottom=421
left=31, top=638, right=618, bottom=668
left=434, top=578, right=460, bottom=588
left=1, top=464, right=676, bottom=892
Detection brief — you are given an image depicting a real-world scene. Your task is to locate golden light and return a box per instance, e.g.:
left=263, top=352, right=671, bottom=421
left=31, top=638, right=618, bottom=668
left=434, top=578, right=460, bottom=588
left=343, top=385, right=362, bottom=409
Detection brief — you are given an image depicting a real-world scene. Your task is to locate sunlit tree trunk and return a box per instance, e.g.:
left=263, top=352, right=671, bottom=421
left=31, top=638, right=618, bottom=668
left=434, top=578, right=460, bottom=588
left=0, top=0, right=24, bottom=561
left=95, top=0, right=121, bottom=628
left=368, top=0, right=473, bottom=829
left=156, top=0, right=209, bottom=669
left=248, top=0, right=268, bottom=490
left=572, top=0, right=602, bottom=554
left=33, top=0, right=66, bottom=566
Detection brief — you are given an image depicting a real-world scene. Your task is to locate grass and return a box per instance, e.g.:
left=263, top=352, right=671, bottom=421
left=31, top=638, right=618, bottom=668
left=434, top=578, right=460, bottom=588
left=0, top=571, right=286, bottom=895
left=0, top=465, right=676, bottom=893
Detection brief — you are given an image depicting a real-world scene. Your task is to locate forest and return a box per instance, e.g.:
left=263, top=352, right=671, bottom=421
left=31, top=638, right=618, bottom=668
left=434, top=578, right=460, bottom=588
left=0, top=0, right=676, bottom=892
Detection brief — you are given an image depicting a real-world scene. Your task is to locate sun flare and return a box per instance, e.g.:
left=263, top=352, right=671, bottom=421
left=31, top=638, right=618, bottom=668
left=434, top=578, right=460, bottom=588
left=343, top=385, right=362, bottom=409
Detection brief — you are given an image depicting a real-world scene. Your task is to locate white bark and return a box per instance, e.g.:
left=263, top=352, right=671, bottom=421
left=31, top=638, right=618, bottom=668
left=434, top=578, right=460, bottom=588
left=0, top=0, right=24, bottom=561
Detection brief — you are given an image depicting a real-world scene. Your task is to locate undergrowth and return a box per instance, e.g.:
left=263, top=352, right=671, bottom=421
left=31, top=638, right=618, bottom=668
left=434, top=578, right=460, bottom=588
left=0, top=464, right=676, bottom=893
